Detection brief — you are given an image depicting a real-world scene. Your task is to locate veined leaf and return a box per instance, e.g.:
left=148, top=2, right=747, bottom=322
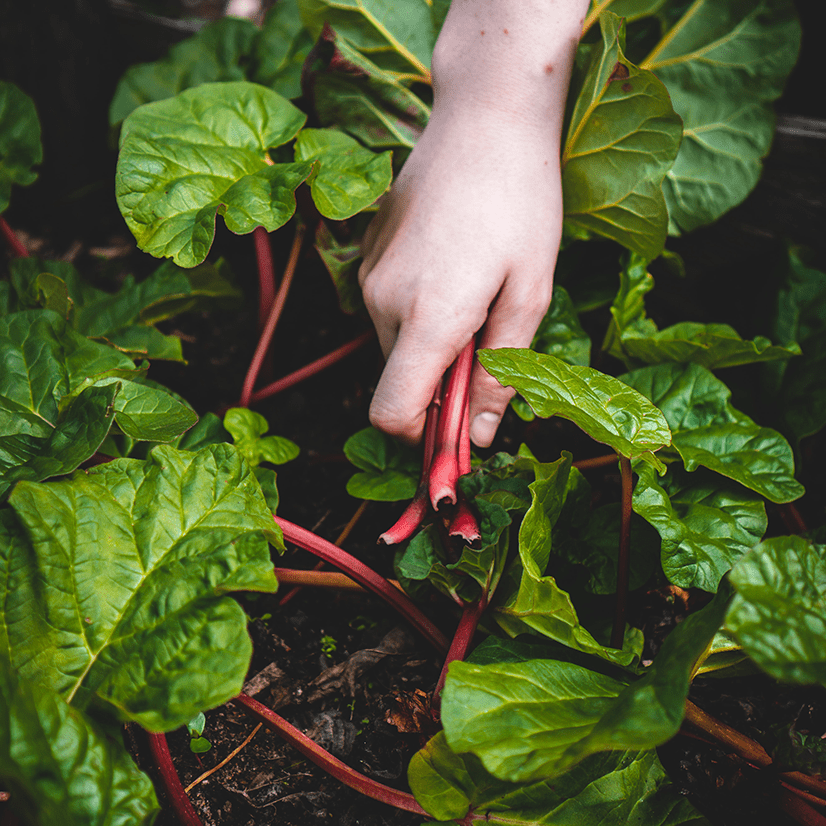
left=0, top=444, right=280, bottom=731
left=298, top=0, right=435, bottom=80
left=409, top=733, right=708, bottom=826
left=344, top=426, right=418, bottom=501
left=0, top=81, right=42, bottom=214
left=224, top=407, right=299, bottom=467
left=0, top=660, right=159, bottom=826
left=562, top=12, right=682, bottom=258
left=294, top=128, right=392, bottom=220
left=314, top=221, right=364, bottom=315
left=621, top=361, right=804, bottom=503
left=253, top=0, right=315, bottom=99
left=478, top=348, right=671, bottom=471
left=634, top=463, right=767, bottom=592
left=584, top=0, right=668, bottom=32
left=602, top=251, right=657, bottom=362
left=727, top=537, right=826, bottom=687
left=305, top=27, right=430, bottom=150
left=116, top=81, right=314, bottom=267
left=641, top=0, right=801, bottom=233
left=109, top=17, right=260, bottom=125
left=443, top=586, right=729, bottom=783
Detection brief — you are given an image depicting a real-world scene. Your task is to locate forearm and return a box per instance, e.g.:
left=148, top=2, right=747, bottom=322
left=432, top=0, right=589, bottom=133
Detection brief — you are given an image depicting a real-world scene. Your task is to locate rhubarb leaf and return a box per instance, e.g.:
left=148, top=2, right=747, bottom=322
left=478, top=348, right=671, bottom=471
left=253, top=0, right=315, bottom=99
left=0, top=383, right=118, bottom=500
left=409, top=733, right=708, bottom=826
left=0, top=660, right=160, bottom=826
left=116, top=81, right=313, bottom=267
left=294, top=128, right=392, bottom=220
left=641, top=0, right=801, bottom=233
left=344, top=426, right=418, bottom=501
left=314, top=221, right=364, bottom=315
left=562, top=12, right=682, bottom=258
left=727, top=537, right=826, bottom=687
left=109, top=17, right=259, bottom=125
left=305, top=27, right=430, bottom=150
left=443, top=586, right=729, bottom=783
left=621, top=362, right=804, bottom=503
left=633, top=463, right=767, bottom=592
left=223, top=407, right=299, bottom=467
left=0, top=81, right=42, bottom=213
left=298, top=0, right=435, bottom=79
left=0, top=444, right=281, bottom=731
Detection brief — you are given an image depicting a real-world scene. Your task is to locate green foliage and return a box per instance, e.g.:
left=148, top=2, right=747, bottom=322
left=0, top=81, right=42, bottom=214
left=727, top=537, right=826, bottom=687
left=224, top=407, right=300, bottom=467
left=562, top=12, right=683, bottom=258
left=344, top=426, right=419, bottom=501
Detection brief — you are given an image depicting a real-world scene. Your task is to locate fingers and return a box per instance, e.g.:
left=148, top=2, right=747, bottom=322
left=468, top=268, right=554, bottom=447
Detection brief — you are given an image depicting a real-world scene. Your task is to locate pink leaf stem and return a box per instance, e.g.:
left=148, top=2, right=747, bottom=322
left=239, top=222, right=305, bottom=408
left=429, top=340, right=475, bottom=510
left=275, top=515, right=449, bottom=654
left=449, top=403, right=480, bottom=545
left=233, top=694, right=428, bottom=816
left=431, top=596, right=487, bottom=712
left=611, top=455, right=633, bottom=649
left=0, top=216, right=29, bottom=258
left=273, top=567, right=403, bottom=591
left=253, top=225, right=275, bottom=332
left=249, top=329, right=375, bottom=404
left=146, top=732, right=205, bottom=826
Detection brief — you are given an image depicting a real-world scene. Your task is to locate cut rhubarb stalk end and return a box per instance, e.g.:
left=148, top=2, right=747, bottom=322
left=448, top=497, right=481, bottom=548
left=379, top=489, right=429, bottom=545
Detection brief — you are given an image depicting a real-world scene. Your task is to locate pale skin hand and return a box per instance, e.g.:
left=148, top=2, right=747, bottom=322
left=359, top=0, right=589, bottom=447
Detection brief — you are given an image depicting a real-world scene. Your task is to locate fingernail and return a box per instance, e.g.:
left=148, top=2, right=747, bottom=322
left=470, top=412, right=500, bottom=448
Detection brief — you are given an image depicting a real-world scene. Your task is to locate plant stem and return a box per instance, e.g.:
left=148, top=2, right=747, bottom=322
left=275, top=515, right=449, bottom=654
left=233, top=694, right=428, bottom=816
left=449, top=403, right=481, bottom=544
left=778, top=502, right=808, bottom=535
left=611, top=455, right=632, bottom=649
left=778, top=787, right=826, bottom=825
left=240, top=222, right=305, bottom=408
left=274, top=568, right=403, bottom=591
left=429, top=340, right=475, bottom=509
left=572, top=453, right=618, bottom=471
left=0, top=216, right=28, bottom=258
left=248, top=330, right=375, bottom=405
left=146, top=732, right=205, bottom=826
left=253, top=225, right=275, bottom=332
left=432, top=596, right=487, bottom=711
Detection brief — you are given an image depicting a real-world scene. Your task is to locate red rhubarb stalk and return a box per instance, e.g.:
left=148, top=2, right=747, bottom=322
left=0, top=216, right=29, bottom=258
left=253, top=225, right=275, bottom=332
left=429, top=340, right=475, bottom=509
left=611, top=455, right=633, bottom=649
left=240, top=222, right=305, bottom=407
left=146, top=732, right=205, bottom=826
left=432, top=596, right=487, bottom=710
left=234, top=694, right=428, bottom=816
left=275, top=515, right=449, bottom=654
left=380, top=382, right=442, bottom=545
left=449, top=403, right=481, bottom=545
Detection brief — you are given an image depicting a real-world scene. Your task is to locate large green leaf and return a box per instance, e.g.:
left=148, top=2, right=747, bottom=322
left=252, top=0, right=315, bottom=99
left=621, top=361, right=803, bottom=503
left=409, top=733, right=708, bottom=825
left=634, top=463, right=766, bottom=592
left=223, top=407, right=299, bottom=467
left=108, top=17, right=259, bottom=125
left=116, top=81, right=314, bottom=267
left=443, top=586, right=729, bottom=783
left=641, top=0, right=801, bottom=233
left=0, top=444, right=280, bottom=731
left=727, top=537, right=826, bottom=687
left=0, top=81, right=42, bottom=214
left=298, top=0, right=435, bottom=80
left=0, top=660, right=159, bottom=826
left=344, top=426, right=418, bottom=501
left=562, top=12, right=682, bottom=258
left=294, top=128, right=392, bottom=220
left=0, top=384, right=118, bottom=500
left=478, top=348, right=671, bottom=471
left=305, top=27, right=430, bottom=150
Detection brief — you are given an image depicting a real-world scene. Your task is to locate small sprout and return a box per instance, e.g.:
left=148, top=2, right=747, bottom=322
left=320, top=633, right=337, bottom=657
left=186, top=712, right=212, bottom=754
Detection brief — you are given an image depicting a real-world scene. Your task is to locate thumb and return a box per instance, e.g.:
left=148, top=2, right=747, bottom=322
left=468, top=273, right=552, bottom=447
